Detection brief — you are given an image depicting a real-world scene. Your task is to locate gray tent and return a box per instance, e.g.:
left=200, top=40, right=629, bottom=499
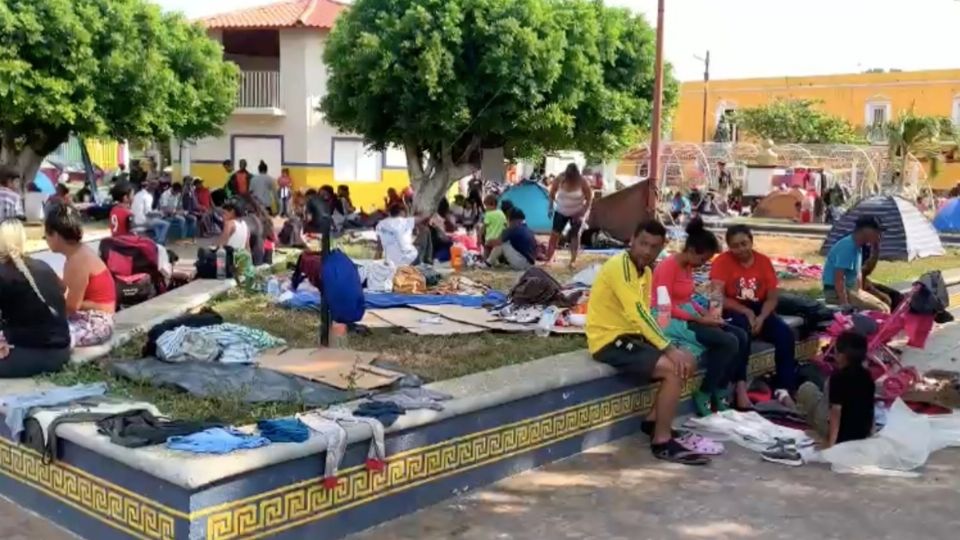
left=820, top=195, right=945, bottom=261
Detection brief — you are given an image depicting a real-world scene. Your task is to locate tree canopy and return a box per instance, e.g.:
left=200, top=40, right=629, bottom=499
left=883, top=109, right=958, bottom=183
left=321, top=0, right=676, bottom=211
left=733, top=98, right=863, bottom=145
left=0, top=0, right=238, bottom=176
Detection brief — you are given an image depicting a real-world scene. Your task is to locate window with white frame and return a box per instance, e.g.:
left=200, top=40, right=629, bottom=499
left=333, top=139, right=380, bottom=182
left=865, top=100, right=891, bottom=142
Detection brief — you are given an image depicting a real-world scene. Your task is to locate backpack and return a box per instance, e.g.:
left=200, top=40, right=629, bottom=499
left=321, top=250, right=365, bottom=324
left=509, top=267, right=566, bottom=306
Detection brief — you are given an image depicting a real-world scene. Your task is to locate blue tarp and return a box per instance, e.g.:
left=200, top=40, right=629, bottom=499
left=32, top=171, right=56, bottom=195
left=934, top=198, right=960, bottom=233
left=279, top=289, right=508, bottom=311
left=500, top=181, right=552, bottom=233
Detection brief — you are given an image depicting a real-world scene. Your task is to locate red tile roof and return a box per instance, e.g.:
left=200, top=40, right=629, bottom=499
left=202, top=0, right=346, bottom=30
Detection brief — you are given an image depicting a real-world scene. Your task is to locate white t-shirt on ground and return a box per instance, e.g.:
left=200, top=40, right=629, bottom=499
left=376, top=217, right=418, bottom=267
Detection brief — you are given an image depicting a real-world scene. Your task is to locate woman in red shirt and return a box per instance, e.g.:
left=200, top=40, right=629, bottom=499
left=652, top=219, right=751, bottom=414
left=710, top=225, right=797, bottom=394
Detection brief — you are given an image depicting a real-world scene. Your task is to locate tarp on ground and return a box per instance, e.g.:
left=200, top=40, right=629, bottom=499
left=500, top=180, right=552, bottom=233
left=587, top=180, right=654, bottom=243
left=110, top=358, right=361, bottom=406
left=933, top=198, right=960, bottom=233
left=279, top=289, right=508, bottom=310
left=753, top=190, right=803, bottom=219
left=820, top=195, right=945, bottom=261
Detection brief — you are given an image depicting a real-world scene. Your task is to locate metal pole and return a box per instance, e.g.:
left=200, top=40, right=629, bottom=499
left=319, top=214, right=332, bottom=347
left=648, top=0, right=666, bottom=211
left=701, top=50, right=710, bottom=143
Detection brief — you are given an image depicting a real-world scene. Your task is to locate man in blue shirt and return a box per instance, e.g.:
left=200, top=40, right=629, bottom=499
left=489, top=208, right=536, bottom=270
left=822, top=216, right=888, bottom=312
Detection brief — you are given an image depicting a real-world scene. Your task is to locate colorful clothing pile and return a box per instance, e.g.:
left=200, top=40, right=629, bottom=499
left=155, top=323, right=285, bottom=364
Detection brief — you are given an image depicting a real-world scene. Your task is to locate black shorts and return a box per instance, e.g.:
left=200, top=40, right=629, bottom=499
left=593, top=335, right=663, bottom=382
left=552, top=212, right=582, bottom=234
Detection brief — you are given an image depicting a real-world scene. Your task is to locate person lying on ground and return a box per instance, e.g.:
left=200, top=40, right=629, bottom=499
left=375, top=204, right=431, bottom=267
left=822, top=216, right=889, bottom=313
left=44, top=205, right=116, bottom=348
left=546, top=163, right=592, bottom=267
left=480, top=194, right=507, bottom=256
left=0, top=219, right=71, bottom=377
left=653, top=218, right=751, bottom=414
left=586, top=220, right=708, bottom=465
left=796, top=331, right=874, bottom=448
left=487, top=208, right=536, bottom=271
left=710, top=224, right=797, bottom=394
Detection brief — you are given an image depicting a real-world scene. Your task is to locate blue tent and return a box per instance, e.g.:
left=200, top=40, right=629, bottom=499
left=934, top=198, right=960, bottom=233
left=32, top=170, right=56, bottom=195
left=500, top=180, right=552, bottom=233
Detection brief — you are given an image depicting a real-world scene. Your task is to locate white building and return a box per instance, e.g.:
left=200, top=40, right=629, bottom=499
left=172, top=0, right=409, bottom=210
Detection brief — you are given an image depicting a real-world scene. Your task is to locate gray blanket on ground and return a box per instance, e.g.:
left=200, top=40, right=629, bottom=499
left=110, top=358, right=361, bottom=407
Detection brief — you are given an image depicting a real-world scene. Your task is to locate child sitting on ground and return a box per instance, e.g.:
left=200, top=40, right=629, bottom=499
left=479, top=194, right=507, bottom=257
left=797, top=331, right=875, bottom=448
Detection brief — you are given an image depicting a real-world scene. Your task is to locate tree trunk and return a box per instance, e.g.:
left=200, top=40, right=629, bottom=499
left=0, top=131, right=67, bottom=193
left=404, top=141, right=476, bottom=216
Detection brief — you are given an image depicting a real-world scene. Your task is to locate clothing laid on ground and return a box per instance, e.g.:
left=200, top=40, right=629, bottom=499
left=24, top=399, right=161, bottom=460
left=354, top=401, right=405, bottom=427
left=823, top=234, right=862, bottom=290
left=0, top=383, right=108, bottom=440
left=155, top=323, right=285, bottom=364
left=500, top=223, right=537, bottom=265
left=483, top=209, right=507, bottom=242
left=369, top=387, right=453, bottom=411
left=298, top=407, right=387, bottom=488
left=257, top=418, right=310, bottom=443
left=0, top=258, right=70, bottom=349
left=69, top=310, right=115, bottom=348
left=586, top=252, right=670, bottom=355
left=167, top=427, right=270, bottom=454
left=95, top=409, right=223, bottom=448
left=142, top=310, right=224, bottom=357
left=829, top=365, right=876, bottom=443
left=376, top=217, right=419, bottom=267
left=682, top=409, right=814, bottom=453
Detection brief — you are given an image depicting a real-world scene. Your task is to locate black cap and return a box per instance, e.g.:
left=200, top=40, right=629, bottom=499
left=854, top=215, right=883, bottom=232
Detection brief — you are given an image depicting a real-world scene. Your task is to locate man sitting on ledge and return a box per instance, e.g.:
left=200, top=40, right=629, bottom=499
left=586, top=220, right=709, bottom=465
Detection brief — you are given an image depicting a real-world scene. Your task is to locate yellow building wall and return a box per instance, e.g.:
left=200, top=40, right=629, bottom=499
left=672, top=68, right=960, bottom=191
left=174, top=163, right=411, bottom=213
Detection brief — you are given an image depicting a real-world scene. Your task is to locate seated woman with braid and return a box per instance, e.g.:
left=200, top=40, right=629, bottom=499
left=0, top=219, right=71, bottom=377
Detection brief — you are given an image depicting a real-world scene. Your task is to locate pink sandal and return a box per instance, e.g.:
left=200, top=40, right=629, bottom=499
left=676, top=432, right=724, bottom=455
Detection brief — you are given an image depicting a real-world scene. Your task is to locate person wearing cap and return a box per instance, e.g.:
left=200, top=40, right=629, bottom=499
left=822, top=216, right=889, bottom=313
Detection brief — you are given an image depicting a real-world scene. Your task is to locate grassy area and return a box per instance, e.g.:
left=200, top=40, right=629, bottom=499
left=33, top=233, right=959, bottom=424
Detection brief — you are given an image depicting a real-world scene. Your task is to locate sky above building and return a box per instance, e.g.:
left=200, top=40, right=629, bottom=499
left=156, top=0, right=960, bottom=82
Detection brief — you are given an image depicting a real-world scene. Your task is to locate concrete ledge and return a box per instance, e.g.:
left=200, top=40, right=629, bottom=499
left=0, top=331, right=819, bottom=540
left=71, top=279, right=236, bottom=365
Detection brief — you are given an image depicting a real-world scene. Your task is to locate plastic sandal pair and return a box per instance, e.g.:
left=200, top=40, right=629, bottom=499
left=677, top=432, right=725, bottom=455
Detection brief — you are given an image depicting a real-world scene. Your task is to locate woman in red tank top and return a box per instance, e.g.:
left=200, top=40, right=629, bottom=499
left=44, top=206, right=116, bottom=348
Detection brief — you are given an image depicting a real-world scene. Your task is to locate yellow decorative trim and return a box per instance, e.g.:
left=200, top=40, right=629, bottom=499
left=0, top=438, right=179, bottom=540
left=202, top=338, right=819, bottom=540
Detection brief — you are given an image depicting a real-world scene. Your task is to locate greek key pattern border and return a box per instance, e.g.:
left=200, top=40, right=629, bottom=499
left=0, top=438, right=179, bottom=540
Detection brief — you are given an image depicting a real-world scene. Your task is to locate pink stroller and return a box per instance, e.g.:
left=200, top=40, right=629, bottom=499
left=813, top=285, right=921, bottom=401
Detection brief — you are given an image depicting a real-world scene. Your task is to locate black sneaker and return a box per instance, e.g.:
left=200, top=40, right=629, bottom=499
left=760, top=438, right=803, bottom=467
left=651, top=438, right=711, bottom=466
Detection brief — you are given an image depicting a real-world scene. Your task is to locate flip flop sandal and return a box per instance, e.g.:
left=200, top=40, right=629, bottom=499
left=652, top=445, right=711, bottom=466
left=676, top=432, right=725, bottom=455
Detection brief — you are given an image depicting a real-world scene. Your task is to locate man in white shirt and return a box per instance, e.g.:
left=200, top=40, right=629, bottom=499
left=132, top=180, right=171, bottom=245
left=375, top=205, right=421, bottom=267
left=158, top=182, right=197, bottom=241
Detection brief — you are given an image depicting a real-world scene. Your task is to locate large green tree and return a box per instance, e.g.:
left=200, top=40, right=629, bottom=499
left=883, top=110, right=958, bottom=185
left=0, top=0, right=237, bottom=182
left=321, top=0, right=676, bottom=212
left=734, top=98, right=863, bottom=145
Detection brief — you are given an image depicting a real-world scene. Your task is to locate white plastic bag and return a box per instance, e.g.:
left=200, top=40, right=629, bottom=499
left=365, top=261, right=397, bottom=292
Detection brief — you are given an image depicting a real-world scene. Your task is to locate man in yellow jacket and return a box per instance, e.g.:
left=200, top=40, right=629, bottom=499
left=586, top=220, right=706, bottom=465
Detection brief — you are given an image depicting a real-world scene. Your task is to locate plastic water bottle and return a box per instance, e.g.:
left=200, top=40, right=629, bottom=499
left=709, top=287, right=723, bottom=319
left=656, top=286, right=672, bottom=328
left=536, top=306, right=559, bottom=337
left=215, top=247, right=226, bottom=279
left=266, top=277, right=281, bottom=299
left=450, top=243, right=464, bottom=272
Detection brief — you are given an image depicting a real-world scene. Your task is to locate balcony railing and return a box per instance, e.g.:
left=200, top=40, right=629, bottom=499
left=237, top=70, right=282, bottom=110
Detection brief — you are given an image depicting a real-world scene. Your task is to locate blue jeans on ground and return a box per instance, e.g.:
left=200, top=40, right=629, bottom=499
left=725, top=301, right=798, bottom=392
left=166, top=214, right=197, bottom=241
left=687, top=321, right=749, bottom=393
